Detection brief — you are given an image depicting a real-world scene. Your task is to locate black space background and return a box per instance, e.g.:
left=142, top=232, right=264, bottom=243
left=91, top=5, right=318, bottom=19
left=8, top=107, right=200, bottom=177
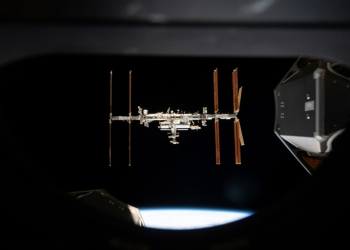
left=0, top=55, right=309, bottom=212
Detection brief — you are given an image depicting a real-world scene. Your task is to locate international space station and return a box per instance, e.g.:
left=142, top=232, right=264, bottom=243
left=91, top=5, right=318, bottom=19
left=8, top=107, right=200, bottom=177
left=109, top=69, right=244, bottom=166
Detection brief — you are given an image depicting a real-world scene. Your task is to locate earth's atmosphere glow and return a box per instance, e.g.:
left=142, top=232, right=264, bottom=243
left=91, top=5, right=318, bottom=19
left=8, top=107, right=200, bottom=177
left=139, top=208, right=253, bottom=230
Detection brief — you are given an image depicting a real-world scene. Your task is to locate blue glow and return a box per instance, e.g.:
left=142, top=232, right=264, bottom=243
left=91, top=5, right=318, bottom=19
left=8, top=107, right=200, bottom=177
left=139, top=208, right=253, bottom=230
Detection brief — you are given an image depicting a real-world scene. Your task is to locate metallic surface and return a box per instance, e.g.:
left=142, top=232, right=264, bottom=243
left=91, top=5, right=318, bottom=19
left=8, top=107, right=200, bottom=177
left=314, top=67, right=325, bottom=137
left=234, top=120, right=241, bottom=164
left=213, top=69, right=219, bottom=113
left=113, top=113, right=236, bottom=122
left=238, top=87, right=243, bottom=113
left=129, top=71, right=132, bottom=166
left=215, top=121, right=221, bottom=165
left=233, top=69, right=239, bottom=113
left=110, top=69, right=241, bottom=164
left=274, top=58, right=350, bottom=173
left=232, top=68, right=244, bottom=164
left=213, top=69, right=220, bottom=165
left=239, top=119, right=245, bottom=146
left=109, top=71, right=112, bottom=166
left=68, top=189, right=146, bottom=227
left=111, top=68, right=244, bottom=164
